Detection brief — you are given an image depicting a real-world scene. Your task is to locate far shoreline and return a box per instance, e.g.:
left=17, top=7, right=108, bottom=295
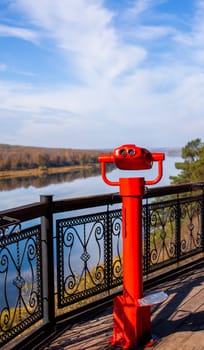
left=0, top=164, right=100, bottom=179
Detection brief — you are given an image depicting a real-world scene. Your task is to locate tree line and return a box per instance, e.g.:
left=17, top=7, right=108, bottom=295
left=0, top=144, right=103, bottom=171
left=2, top=141, right=203, bottom=183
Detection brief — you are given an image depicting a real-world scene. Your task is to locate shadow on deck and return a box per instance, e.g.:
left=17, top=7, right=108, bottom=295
left=38, top=260, right=204, bottom=350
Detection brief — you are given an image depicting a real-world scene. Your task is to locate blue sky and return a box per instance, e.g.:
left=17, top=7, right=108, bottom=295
left=0, top=0, right=204, bottom=150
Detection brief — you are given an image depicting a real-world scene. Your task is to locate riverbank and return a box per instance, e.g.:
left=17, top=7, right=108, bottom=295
left=0, top=164, right=100, bottom=179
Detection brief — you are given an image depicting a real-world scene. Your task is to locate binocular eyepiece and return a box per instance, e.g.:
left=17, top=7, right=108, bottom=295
left=118, top=148, right=135, bottom=156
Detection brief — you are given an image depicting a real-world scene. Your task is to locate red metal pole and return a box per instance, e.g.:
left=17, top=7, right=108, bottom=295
left=111, top=177, right=151, bottom=348
left=121, top=178, right=144, bottom=300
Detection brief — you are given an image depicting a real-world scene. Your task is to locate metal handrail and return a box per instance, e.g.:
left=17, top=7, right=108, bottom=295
left=0, top=181, right=204, bottom=349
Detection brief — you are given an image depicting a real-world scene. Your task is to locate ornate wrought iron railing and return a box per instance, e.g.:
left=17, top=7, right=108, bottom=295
left=0, top=224, right=42, bottom=346
left=56, top=209, right=122, bottom=309
left=0, top=183, right=204, bottom=349
left=143, top=193, right=204, bottom=274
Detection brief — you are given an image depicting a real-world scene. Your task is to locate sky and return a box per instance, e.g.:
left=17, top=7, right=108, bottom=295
left=0, top=0, right=204, bottom=150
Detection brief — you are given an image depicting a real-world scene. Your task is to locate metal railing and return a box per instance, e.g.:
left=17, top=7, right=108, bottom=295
left=0, top=182, right=204, bottom=349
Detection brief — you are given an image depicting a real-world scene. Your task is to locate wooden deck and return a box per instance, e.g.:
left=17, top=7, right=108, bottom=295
left=42, top=261, right=204, bottom=350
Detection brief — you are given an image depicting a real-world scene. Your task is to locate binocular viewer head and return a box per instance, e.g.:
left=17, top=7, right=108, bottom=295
left=113, top=144, right=153, bottom=170
left=99, top=144, right=164, bottom=171
left=98, top=144, right=165, bottom=186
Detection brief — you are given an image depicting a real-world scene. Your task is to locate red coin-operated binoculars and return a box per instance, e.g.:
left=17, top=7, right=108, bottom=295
left=98, top=144, right=168, bottom=349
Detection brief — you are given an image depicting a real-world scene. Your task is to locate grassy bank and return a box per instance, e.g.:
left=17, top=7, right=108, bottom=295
left=0, top=164, right=99, bottom=179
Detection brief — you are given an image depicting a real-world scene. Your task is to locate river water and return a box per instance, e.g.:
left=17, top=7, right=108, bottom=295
left=0, top=156, right=181, bottom=211
left=0, top=156, right=181, bottom=309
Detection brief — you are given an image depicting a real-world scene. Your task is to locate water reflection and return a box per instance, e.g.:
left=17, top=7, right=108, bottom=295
left=0, top=157, right=180, bottom=211
left=0, top=156, right=180, bottom=192
left=0, top=165, right=114, bottom=191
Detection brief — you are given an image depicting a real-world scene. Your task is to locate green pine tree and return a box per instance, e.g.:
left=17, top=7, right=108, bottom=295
left=170, top=138, right=204, bottom=184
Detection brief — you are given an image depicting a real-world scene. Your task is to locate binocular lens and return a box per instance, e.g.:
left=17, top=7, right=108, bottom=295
left=119, top=149, right=126, bottom=156
left=128, top=149, right=135, bottom=155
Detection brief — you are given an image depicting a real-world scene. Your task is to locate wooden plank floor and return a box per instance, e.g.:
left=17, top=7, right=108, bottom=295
left=43, top=262, right=204, bottom=350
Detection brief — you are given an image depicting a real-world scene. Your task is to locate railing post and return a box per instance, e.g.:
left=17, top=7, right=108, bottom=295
left=40, top=195, right=55, bottom=326
left=175, top=196, right=181, bottom=263
left=201, top=189, right=204, bottom=252
left=143, top=199, right=151, bottom=276
left=105, top=205, right=111, bottom=293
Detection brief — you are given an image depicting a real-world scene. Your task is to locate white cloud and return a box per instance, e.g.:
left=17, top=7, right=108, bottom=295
left=0, top=24, right=39, bottom=43
left=127, top=0, right=155, bottom=17
left=11, top=0, right=146, bottom=83
left=173, top=0, right=204, bottom=56
left=127, top=24, right=177, bottom=41
left=0, top=0, right=204, bottom=149
left=1, top=62, right=203, bottom=148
